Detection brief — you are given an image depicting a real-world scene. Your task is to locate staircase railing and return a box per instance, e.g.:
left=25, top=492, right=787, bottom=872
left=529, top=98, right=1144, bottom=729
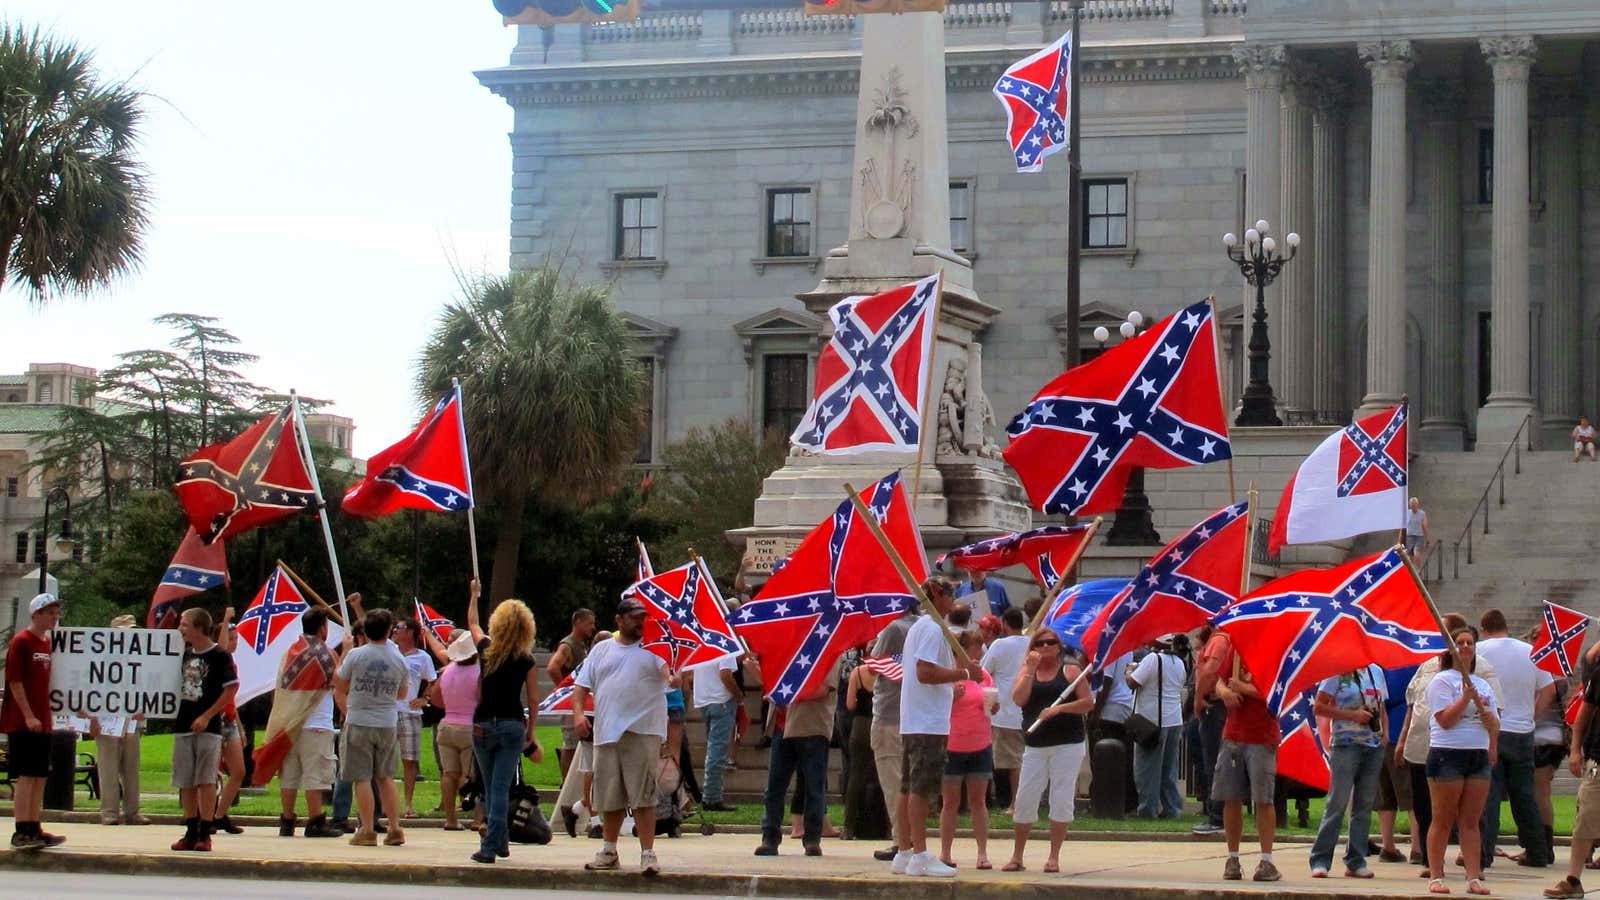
left=1439, top=414, right=1535, bottom=582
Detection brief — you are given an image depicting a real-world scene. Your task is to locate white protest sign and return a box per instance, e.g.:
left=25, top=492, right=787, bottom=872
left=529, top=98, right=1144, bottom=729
left=48, top=627, right=185, bottom=719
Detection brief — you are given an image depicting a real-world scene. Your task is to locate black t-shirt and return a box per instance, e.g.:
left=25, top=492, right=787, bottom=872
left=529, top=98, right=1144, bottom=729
left=1581, top=669, right=1600, bottom=764
left=1021, top=665, right=1086, bottom=748
left=473, top=638, right=536, bottom=723
left=176, top=644, right=238, bottom=734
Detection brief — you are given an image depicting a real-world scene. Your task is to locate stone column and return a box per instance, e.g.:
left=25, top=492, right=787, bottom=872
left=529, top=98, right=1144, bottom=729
left=1541, top=79, right=1583, bottom=444
left=1357, top=40, right=1413, bottom=416
left=1309, top=80, right=1347, bottom=419
left=1232, top=43, right=1286, bottom=406
left=1278, top=68, right=1316, bottom=419
left=1476, top=34, right=1540, bottom=445
left=1417, top=79, right=1466, bottom=449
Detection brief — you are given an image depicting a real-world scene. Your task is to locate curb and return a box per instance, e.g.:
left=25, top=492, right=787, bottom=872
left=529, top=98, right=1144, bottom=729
left=0, top=848, right=1440, bottom=900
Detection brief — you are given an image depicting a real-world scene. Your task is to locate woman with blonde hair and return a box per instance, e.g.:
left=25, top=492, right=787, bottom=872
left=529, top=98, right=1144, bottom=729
left=465, top=579, right=540, bottom=865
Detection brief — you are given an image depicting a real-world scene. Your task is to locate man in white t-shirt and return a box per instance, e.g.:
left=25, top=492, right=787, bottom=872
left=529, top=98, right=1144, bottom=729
left=980, top=607, right=1029, bottom=810
left=687, top=652, right=742, bottom=811
left=1127, top=638, right=1188, bottom=819
left=1476, top=609, right=1557, bottom=869
left=572, top=596, right=669, bottom=877
left=892, top=578, right=982, bottom=879
left=391, top=617, right=437, bottom=818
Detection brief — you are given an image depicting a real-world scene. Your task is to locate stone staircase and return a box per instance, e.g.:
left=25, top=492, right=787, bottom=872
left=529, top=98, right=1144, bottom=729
left=1413, top=447, right=1600, bottom=632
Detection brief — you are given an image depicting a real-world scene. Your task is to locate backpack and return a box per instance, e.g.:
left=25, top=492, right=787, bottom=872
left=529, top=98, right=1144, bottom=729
left=508, top=779, right=552, bottom=845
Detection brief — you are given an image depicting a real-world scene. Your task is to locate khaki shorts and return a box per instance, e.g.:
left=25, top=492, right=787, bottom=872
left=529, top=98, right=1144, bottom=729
left=1212, top=740, right=1276, bottom=806
left=592, top=731, right=661, bottom=814
left=281, top=728, right=337, bottom=790
left=436, top=723, right=475, bottom=778
left=340, top=724, right=398, bottom=783
left=991, top=726, right=1024, bottom=769
left=1376, top=744, right=1412, bottom=812
left=1575, top=762, right=1600, bottom=843
left=899, top=733, right=948, bottom=801
left=171, top=733, right=223, bottom=789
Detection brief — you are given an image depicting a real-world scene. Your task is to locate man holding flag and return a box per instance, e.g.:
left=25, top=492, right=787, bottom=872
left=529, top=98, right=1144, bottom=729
left=257, top=606, right=346, bottom=839
left=1193, top=627, right=1281, bottom=882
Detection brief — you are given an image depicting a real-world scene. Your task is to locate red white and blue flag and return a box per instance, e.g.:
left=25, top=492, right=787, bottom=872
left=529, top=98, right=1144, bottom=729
left=790, top=275, right=941, bottom=455
left=538, top=671, right=594, bottom=716
left=175, top=405, right=318, bottom=543
left=862, top=654, right=903, bottom=682
left=415, top=600, right=454, bottom=645
left=735, top=471, right=927, bottom=704
left=1531, top=599, right=1590, bottom=679
left=1004, top=299, right=1230, bottom=516
left=148, top=527, right=229, bottom=628
left=343, top=383, right=474, bottom=518
left=1214, top=548, right=1446, bottom=715
left=1277, top=688, right=1331, bottom=791
left=1078, top=501, right=1249, bottom=677
left=234, top=565, right=341, bottom=705
left=1042, top=577, right=1127, bottom=653
left=993, top=30, right=1071, bottom=174
left=937, top=524, right=1093, bottom=591
left=626, top=561, right=742, bottom=672
left=1268, top=404, right=1408, bottom=554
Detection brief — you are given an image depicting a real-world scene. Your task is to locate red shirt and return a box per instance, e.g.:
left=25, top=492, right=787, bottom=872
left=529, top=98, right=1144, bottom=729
left=1, top=630, right=51, bottom=734
left=1200, top=632, right=1278, bottom=746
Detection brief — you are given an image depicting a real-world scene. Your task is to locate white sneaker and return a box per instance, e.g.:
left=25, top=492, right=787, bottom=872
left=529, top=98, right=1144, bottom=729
left=640, top=848, right=660, bottom=877
left=907, top=851, right=957, bottom=878
left=891, top=850, right=912, bottom=874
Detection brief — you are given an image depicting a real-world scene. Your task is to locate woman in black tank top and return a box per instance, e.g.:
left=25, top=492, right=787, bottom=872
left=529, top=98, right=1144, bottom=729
left=1003, top=626, right=1092, bottom=874
left=841, top=656, right=877, bottom=839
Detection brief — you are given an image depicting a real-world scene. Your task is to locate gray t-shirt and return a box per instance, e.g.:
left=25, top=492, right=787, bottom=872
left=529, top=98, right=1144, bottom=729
left=338, top=642, right=407, bottom=728
left=870, top=614, right=915, bottom=725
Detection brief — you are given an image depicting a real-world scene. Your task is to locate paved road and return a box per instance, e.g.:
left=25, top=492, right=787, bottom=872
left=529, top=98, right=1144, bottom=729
left=1, top=871, right=752, bottom=900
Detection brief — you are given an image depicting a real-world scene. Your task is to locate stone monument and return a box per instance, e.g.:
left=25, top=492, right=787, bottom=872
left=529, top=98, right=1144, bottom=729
left=732, top=13, right=1031, bottom=573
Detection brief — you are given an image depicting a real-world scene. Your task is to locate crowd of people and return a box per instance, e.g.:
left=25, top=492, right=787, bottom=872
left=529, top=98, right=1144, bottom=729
left=5, top=567, right=1600, bottom=898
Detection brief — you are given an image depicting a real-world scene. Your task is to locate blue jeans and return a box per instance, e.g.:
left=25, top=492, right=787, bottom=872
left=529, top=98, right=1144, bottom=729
left=1133, top=724, right=1184, bottom=818
left=760, top=734, right=828, bottom=845
left=472, top=719, right=525, bottom=854
left=1310, top=741, right=1384, bottom=872
left=332, top=779, right=351, bottom=822
left=702, top=699, right=737, bottom=804
left=1481, top=730, right=1546, bottom=868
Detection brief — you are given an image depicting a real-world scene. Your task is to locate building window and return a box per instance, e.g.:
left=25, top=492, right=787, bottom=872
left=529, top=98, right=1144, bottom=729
left=36, top=381, right=52, bottom=403
left=14, top=532, right=27, bottom=564
left=634, top=358, right=656, bottom=465
left=613, top=192, right=660, bottom=261
left=1477, top=128, right=1494, bottom=204
left=4, top=476, right=15, bottom=498
left=1083, top=178, right=1128, bottom=249
left=949, top=181, right=972, bottom=254
left=761, top=354, right=810, bottom=439
left=765, top=188, right=813, bottom=258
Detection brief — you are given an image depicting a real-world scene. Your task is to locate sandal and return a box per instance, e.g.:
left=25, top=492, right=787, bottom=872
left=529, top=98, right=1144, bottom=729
left=1002, top=860, right=1025, bottom=872
left=1043, top=860, right=1060, bottom=874
left=1466, top=878, right=1489, bottom=896
left=1429, top=878, right=1451, bottom=895
left=939, top=858, right=958, bottom=868
left=976, top=857, right=992, bottom=871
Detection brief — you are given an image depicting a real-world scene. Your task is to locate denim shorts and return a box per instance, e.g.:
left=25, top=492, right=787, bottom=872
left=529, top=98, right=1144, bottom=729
left=944, top=746, right=994, bottom=780
left=1426, top=746, right=1491, bottom=781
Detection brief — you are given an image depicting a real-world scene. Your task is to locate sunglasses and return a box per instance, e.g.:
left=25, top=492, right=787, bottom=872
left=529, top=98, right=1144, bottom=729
left=1032, top=639, right=1060, bottom=648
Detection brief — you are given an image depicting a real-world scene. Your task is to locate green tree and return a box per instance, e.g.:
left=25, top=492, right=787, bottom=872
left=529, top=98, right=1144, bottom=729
left=155, top=313, right=262, bottom=445
left=646, top=419, right=788, bottom=581
left=417, top=268, right=645, bottom=605
left=0, top=24, right=150, bottom=302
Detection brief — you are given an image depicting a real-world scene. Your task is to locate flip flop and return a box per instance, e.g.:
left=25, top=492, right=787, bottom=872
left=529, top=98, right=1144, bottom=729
left=1002, top=860, right=1025, bottom=872
left=976, top=858, right=993, bottom=871
left=1043, top=861, right=1060, bottom=873
left=1429, top=877, right=1450, bottom=894
left=1466, top=877, right=1490, bottom=896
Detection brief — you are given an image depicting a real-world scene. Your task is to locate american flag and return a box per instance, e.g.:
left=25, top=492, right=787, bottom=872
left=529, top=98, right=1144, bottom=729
left=1003, top=299, right=1230, bottom=517
left=1530, top=600, right=1589, bottom=679
left=175, top=405, right=317, bottom=543
left=1215, top=548, right=1447, bottom=716
left=790, top=275, right=941, bottom=455
left=992, top=30, right=1071, bottom=174
left=626, top=560, right=742, bottom=672
left=937, top=525, right=1093, bottom=591
left=862, top=654, right=903, bottom=682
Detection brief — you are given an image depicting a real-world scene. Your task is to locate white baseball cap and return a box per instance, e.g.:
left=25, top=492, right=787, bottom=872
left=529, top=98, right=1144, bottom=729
left=30, top=593, right=61, bottom=614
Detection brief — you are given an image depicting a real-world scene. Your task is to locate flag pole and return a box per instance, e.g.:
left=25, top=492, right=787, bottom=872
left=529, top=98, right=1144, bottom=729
left=842, top=483, right=971, bottom=664
left=274, top=558, right=346, bottom=627
left=911, top=269, right=946, bottom=509
left=1027, top=663, right=1092, bottom=735
left=1206, top=294, right=1236, bottom=504
left=1023, top=516, right=1103, bottom=635
left=290, top=390, right=350, bottom=627
left=453, top=378, right=483, bottom=585
left=1396, top=543, right=1465, bottom=676
left=1232, top=484, right=1257, bottom=680
left=688, top=547, right=753, bottom=658
left=1063, top=3, right=1084, bottom=370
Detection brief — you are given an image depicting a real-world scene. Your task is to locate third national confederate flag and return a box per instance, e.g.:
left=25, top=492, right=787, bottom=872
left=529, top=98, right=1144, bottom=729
left=1268, top=404, right=1408, bottom=555
left=343, top=383, right=474, bottom=518
left=625, top=561, right=743, bottom=672
left=1215, top=548, right=1446, bottom=715
left=992, top=30, right=1071, bottom=174
left=790, top=275, right=941, bottom=455
left=735, top=471, right=926, bottom=704
left=175, top=405, right=316, bottom=543
left=937, top=525, right=1093, bottom=591
left=1531, top=599, right=1590, bottom=678
left=148, top=527, right=229, bottom=628
left=1078, top=501, right=1248, bottom=677
left=1004, top=299, right=1230, bottom=516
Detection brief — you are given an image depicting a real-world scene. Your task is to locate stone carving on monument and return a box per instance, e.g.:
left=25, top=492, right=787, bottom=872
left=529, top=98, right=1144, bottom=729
left=936, top=344, right=1002, bottom=461
left=859, top=66, right=919, bottom=240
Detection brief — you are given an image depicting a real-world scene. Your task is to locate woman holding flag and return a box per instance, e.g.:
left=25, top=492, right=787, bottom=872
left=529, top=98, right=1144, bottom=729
left=1424, top=627, right=1500, bottom=896
left=465, top=580, right=540, bottom=865
left=1003, top=625, right=1091, bottom=874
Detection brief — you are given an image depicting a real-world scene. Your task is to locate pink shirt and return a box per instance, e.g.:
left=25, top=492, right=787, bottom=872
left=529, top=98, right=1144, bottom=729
left=438, top=662, right=481, bottom=726
left=946, top=670, right=994, bottom=754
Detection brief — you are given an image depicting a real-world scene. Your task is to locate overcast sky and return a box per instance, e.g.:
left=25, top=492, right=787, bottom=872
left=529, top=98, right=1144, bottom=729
left=2, top=2, right=517, bottom=456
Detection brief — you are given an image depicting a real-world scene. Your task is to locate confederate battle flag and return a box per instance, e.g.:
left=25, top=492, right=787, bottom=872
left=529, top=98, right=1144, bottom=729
left=343, top=383, right=474, bottom=518
left=175, top=405, right=317, bottom=543
left=148, top=527, right=229, bottom=628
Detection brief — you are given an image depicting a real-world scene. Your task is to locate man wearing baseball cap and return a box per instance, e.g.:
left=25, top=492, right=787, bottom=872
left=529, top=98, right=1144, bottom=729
left=2, top=594, right=67, bottom=849
left=571, top=594, right=668, bottom=876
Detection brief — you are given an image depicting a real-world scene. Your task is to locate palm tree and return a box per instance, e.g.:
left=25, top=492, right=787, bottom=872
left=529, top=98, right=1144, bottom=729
left=0, top=24, right=150, bottom=302
left=417, top=267, right=645, bottom=605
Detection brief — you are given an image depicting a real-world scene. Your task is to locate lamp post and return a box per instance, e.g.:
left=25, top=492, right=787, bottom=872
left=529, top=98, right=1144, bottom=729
left=1224, top=220, right=1298, bottom=427
left=1097, top=313, right=1163, bottom=547
left=36, top=485, right=75, bottom=595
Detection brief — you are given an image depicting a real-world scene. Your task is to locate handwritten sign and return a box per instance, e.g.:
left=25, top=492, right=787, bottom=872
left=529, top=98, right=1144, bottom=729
left=744, top=536, right=802, bottom=576
left=49, top=627, right=185, bottom=719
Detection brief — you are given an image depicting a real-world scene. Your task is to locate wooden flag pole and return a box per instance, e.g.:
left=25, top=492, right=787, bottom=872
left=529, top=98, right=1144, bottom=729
left=1205, top=294, right=1237, bottom=504
left=1396, top=542, right=1466, bottom=676
left=842, top=482, right=971, bottom=664
left=1231, top=484, right=1257, bottom=680
left=910, top=270, right=946, bottom=510
left=289, top=390, right=350, bottom=627
left=1023, top=516, right=1103, bottom=635
left=687, top=547, right=753, bottom=658
left=274, top=558, right=346, bottom=627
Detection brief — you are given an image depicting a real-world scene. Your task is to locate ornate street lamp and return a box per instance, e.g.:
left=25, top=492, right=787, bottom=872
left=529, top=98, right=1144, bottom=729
left=1224, top=220, right=1298, bottom=427
left=36, top=485, right=75, bottom=595
left=1096, top=313, right=1162, bottom=547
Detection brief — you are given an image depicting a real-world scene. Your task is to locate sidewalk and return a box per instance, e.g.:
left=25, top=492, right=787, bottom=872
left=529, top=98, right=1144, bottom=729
left=0, top=818, right=1558, bottom=899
